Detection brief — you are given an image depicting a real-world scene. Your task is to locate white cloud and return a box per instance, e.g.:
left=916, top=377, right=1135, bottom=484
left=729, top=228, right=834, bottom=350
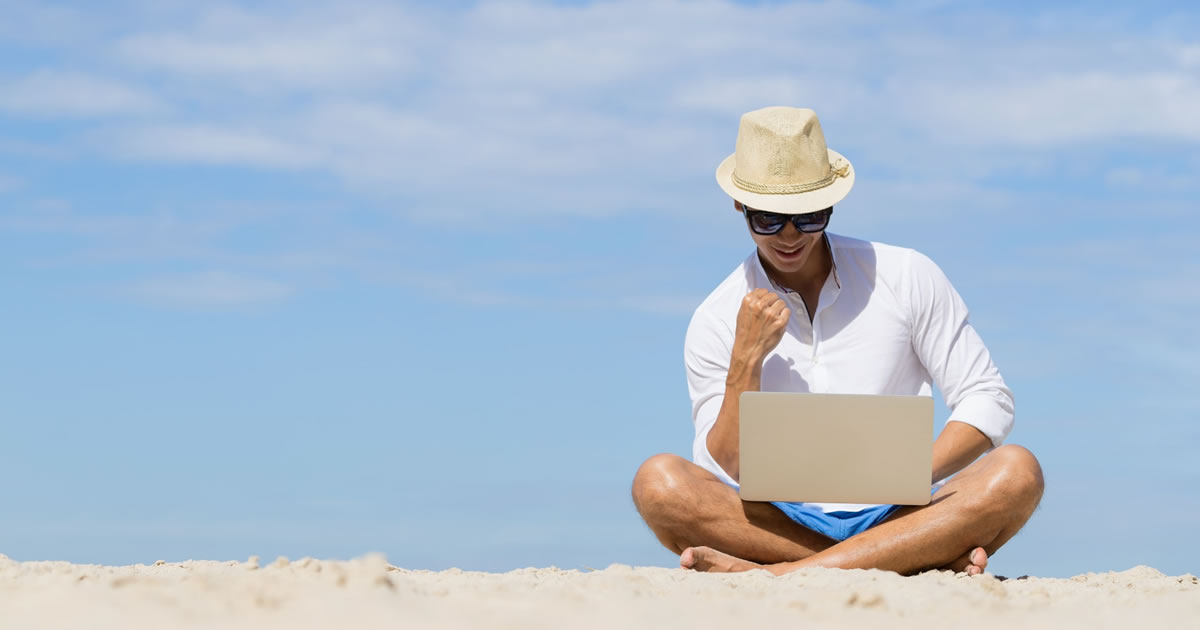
left=114, top=3, right=422, bottom=89
left=1179, top=44, right=1200, bottom=68
left=446, top=1, right=735, bottom=91
left=54, top=0, right=1194, bottom=208
left=126, top=271, right=294, bottom=306
left=672, top=76, right=869, bottom=117
left=0, top=70, right=161, bottom=118
left=898, top=72, right=1200, bottom=145
left=105, top=124, right=318, bottom=169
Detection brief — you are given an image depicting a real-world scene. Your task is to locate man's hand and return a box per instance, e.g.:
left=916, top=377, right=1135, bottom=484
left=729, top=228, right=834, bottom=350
left=708, top=289, right=791, bottom=481
left=730, top=288, right=791, bottom=371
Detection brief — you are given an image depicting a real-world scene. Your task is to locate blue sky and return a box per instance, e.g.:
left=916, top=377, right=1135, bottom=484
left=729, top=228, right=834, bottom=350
left=1, top=0, right=1197, bottom=578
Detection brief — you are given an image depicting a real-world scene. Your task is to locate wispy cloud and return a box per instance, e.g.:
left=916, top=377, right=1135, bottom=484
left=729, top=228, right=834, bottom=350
left=114, top=3, right=422, bottom=90
left=1182, top=44, right=1200, bottom=67
left=5, top=1, right=1193, bottom=211
left=104, top=124, right=318, bottom=168
left=897, top=72, right=1200, bottom=145
left=0, top=200, right=372, bottom=277
left=125, top=271, right=294, bottom=307
left=0, top=70, right=161, bottom=118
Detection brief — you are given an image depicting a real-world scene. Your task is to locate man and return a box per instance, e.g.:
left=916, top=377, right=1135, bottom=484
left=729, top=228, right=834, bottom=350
left=631, top=107, right=1044, bottom=576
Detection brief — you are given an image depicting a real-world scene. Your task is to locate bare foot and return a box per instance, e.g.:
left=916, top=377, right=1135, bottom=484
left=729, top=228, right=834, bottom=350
left=679, top=546, right=763, bottom=573
left=941, top=547, right=988, bottom=576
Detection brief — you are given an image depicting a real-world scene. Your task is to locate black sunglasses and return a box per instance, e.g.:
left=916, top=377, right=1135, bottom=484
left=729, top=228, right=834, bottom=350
left=739, top=203, right=833, bottom=235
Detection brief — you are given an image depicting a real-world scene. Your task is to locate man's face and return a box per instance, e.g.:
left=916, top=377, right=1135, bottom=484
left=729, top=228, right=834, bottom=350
left=738, top=201, right=829, bottom=275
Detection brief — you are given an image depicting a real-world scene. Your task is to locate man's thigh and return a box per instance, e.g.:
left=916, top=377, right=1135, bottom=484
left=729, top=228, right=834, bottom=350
left=876, top=445, right=1041, bottom=528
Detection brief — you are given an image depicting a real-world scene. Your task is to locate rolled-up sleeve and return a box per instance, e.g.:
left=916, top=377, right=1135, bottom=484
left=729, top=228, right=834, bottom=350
left=684, top=309, right=739, bottom=486
left=906, top=251, right=1014, bottom=446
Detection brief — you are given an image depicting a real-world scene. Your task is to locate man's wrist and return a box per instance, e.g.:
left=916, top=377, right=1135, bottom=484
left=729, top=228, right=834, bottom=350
left=726, top=352, right=763, bottom=390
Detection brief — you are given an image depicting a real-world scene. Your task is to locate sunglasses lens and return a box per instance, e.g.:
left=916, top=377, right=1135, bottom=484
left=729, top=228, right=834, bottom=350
left=748, top=211, right=787, bottom=234
left=793, top=210, right=830, bottom=232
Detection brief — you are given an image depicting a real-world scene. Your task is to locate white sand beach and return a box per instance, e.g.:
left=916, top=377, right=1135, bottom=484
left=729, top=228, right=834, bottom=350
left=2, top=553, right=1196, bottom=629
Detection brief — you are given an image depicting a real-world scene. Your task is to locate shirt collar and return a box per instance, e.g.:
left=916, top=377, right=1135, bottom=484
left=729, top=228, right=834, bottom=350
left=753, top=232, right=842, bottom=295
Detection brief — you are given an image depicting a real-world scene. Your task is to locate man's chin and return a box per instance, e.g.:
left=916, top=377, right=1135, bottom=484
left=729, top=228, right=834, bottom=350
left=769, top=255, right=808, bottom=273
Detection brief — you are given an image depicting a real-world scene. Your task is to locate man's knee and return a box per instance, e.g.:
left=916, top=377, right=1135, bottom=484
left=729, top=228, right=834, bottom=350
left=981, top=444, right=1045, bottom=511
left=631, top=453, right=694, bottom=522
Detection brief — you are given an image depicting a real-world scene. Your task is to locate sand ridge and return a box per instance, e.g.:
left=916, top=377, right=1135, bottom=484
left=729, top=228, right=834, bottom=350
left=2, top=553, right=1197, bottom=629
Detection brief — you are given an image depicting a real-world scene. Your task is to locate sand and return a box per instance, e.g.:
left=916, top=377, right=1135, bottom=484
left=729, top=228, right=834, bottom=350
left=2, top=553, right=1197, bottom=629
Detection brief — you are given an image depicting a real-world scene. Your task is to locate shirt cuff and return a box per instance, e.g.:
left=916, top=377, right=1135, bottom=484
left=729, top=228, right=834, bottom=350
left=948, top=394, right=1014, bottom=447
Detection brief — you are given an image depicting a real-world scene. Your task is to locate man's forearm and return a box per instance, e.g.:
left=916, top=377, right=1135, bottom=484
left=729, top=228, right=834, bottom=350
left=706, top=354, right=762, bottom=482
left=931, top=420, right=993, bottom=483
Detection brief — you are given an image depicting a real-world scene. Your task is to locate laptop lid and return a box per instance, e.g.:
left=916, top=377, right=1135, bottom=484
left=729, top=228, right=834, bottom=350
left=738, top=392, right=934, bottom=505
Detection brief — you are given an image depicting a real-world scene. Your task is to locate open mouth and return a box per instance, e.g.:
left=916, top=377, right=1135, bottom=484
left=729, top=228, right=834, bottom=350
left=774, top=244, right=804, bottom=257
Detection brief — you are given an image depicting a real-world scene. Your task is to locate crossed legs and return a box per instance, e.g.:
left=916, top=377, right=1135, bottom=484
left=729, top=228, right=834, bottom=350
left=631, top=444, right=1044, bottom=576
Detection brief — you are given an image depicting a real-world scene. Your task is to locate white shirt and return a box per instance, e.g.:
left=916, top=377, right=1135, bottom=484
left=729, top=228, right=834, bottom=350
left=685, top=232, right=1014, bottom=513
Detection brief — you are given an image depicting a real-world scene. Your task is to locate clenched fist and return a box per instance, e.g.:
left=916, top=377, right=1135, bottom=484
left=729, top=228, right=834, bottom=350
left=732, top=288, right=791, bottom=363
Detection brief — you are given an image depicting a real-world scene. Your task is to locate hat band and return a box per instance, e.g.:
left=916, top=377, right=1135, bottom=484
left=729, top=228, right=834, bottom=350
left=732, top=158, right=850, bottom=195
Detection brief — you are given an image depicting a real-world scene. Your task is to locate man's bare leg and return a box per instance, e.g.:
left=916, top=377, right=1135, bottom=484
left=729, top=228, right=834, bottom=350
left=632, top=453, right=991, bottom=573
left=681, top=445, right=1043, bottom=576
left=631, top=453, right=835, bottom=563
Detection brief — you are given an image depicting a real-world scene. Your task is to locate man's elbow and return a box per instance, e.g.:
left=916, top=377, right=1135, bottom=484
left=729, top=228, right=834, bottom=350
left=705, top=432, right=740, bottom=483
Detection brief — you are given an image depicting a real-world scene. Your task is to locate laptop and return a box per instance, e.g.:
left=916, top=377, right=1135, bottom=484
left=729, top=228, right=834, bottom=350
left=738, top=392, right=934, bottom=505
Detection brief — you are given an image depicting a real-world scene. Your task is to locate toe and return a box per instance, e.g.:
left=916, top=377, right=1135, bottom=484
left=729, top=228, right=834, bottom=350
left=970, top=547, right=989, bottom=570
left=941, top=551, right=973, bottom=574
left=679, top=547, right=696, bottom=569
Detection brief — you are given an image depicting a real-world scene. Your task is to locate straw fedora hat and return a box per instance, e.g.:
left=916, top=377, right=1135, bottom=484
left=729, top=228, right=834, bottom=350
left=715, top=106, right=854, bottom=214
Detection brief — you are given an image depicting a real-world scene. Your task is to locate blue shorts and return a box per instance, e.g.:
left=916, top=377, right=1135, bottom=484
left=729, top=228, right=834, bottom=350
left=770, top=501, right=901, bottom=541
